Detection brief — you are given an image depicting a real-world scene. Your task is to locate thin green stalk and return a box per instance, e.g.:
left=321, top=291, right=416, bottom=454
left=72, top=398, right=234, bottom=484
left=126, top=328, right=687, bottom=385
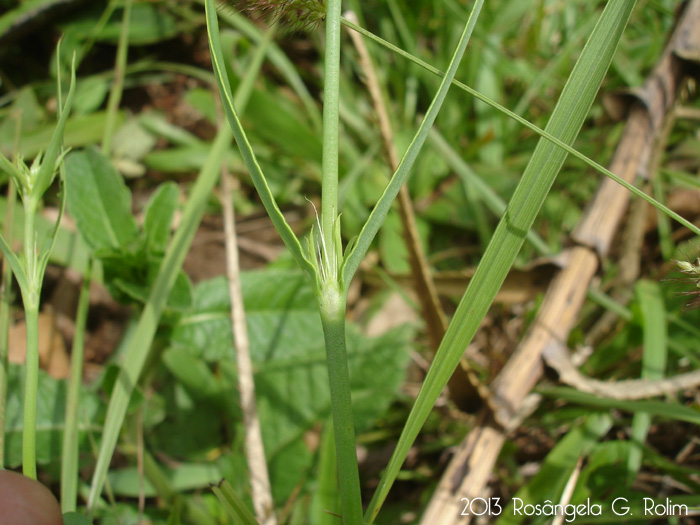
left=102, top=0, right=132, bottom=156
left=318, top=4, right=363, bottom=520
left=212, top=479, right=258, bottom=525
left=21, top=303, right=39, bottom=479
left=61, top=260, right=92, bottom=512
left=318, top=284, right=362, bottom=525
left=0, top=54, right=77, bottom=481
left=321, top=0, right=343, bottom=251
left=20, top=193, right=40, bottom=479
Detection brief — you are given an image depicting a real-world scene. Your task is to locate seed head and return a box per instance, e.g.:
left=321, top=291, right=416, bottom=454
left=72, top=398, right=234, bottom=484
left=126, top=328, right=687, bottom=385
left=670, top=256, right=700, bottom=310
left=219, top=0, right=326, bottom=31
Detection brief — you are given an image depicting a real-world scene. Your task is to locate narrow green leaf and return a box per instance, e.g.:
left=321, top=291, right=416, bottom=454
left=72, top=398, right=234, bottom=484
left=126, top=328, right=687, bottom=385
left=0, top=154, right=24, bottom=189
left=204, top=0, right=315, bottom=281
left=342, top=0, right=485, bottom=288
left=212, top=479, right=259, bottom=525
left=65, top=147, right=139, bottom=251
left=364, top=2, right=636, bottom=521
left=36, top=162, right=68, bottom=286
left=33, top=56, right=76, bottom=199
left=0, top=233, right=28, bottom=292
left=538, top=386, right=700, bottom=425
left=627, top=280, right=667, bottom=481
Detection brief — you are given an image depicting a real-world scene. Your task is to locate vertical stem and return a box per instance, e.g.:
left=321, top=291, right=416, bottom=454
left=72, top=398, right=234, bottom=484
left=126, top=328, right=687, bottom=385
left=61, top=260, right=92, bottom=512
left=22, top=304, right=39, bottom=479
left=102, top=0, right=132, bottom=156
left=21, top=197, right=39, bottom=479
left=321, top=0, right=343, bottom=248
left=319, top=283, right=363, bottom=525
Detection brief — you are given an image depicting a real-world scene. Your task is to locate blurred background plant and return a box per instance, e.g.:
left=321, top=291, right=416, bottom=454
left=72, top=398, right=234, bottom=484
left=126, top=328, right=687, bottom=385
left=1, top=0, right=699, bottom=523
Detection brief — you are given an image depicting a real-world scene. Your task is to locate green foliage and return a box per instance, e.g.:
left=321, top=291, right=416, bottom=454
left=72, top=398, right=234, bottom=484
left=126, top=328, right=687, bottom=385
left=2, top=364, right=103, bottom=468
left=62, top=511, right=94, bottom=525
left=65, top=148, right=138, bottom=251
left=1, top=0, right=698, bottom=522
left=61, top=3, right=178, bottom=46
left=163, top=270, right=413, bottom=503
left=497, top=414, right=613, bottom=524
left=65, top=148, right=192, bottom=310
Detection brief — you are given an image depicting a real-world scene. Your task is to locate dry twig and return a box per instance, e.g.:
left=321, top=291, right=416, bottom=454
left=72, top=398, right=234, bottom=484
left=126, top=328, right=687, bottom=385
left=220, top=172, right=277, bottom=525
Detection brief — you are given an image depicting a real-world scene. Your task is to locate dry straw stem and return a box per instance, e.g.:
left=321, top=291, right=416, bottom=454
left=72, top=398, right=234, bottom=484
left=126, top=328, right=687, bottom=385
left=551, top=457, right=584, bottom=525
left=220, top=172, right=276, bottom=525
left=421, top=2, right=700, bottom=523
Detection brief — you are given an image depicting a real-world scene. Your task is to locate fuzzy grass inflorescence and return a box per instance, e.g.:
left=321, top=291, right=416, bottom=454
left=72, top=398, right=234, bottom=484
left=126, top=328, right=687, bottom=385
left=219, top=0, right=325, bottom=31
left=672, top=256, right=700, bottom=310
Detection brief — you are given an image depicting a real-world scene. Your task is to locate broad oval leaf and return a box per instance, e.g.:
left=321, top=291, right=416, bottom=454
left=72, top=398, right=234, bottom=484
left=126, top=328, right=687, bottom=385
left=65, top=147, right=139, bottom=251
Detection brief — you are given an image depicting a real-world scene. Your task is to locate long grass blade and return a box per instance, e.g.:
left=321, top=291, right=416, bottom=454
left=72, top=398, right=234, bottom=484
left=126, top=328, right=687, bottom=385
left=538, top=386, right=700, bottom=425
left=341, top=16, right=700, bottom=239
left=204, top=0, right=315, bottom=281
left=212, top=479, right=259, bottom=525
left=627, top=280, right=667, bottom=482
left=61, top=260, right=92, bottom=512
left=364, top=1, right=636, bottom=521
left=342, top=0, right=486, bottom=287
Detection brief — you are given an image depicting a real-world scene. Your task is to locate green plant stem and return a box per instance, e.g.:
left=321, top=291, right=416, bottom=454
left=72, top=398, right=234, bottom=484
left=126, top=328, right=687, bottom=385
left=61, top=259, right=92, bottom=512
left=102, top=0, right=132, bottom=156
left=318, top=283, right=363, bottom=525
left=21, top=195, right=40, bottom=479
left=21, top=303, right=39, bottom=479
left=321, top=0, right=343, bottom=248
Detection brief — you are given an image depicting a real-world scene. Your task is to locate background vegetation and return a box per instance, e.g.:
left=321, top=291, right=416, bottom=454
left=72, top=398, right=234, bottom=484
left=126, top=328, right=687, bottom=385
left=1, top=0, right=699, bottom=523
